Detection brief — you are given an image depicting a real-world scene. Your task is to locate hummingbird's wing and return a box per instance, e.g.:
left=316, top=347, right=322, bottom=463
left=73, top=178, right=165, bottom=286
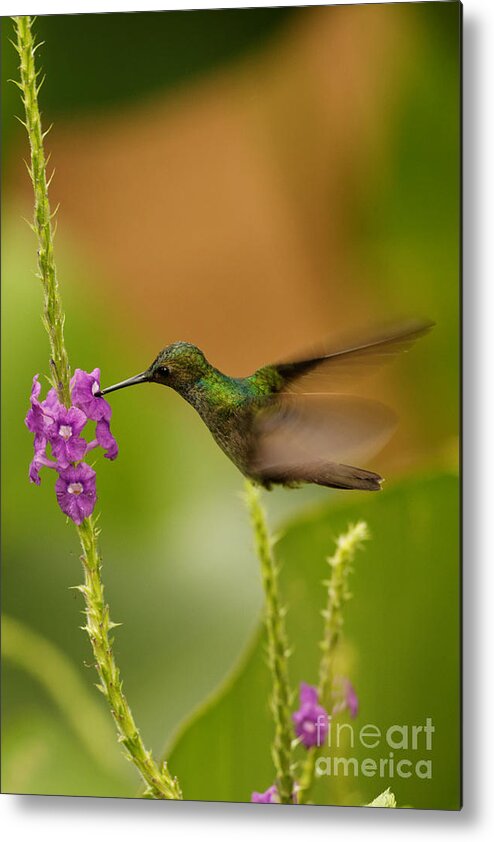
left=248, top=394, right=397, bottom=490
left=271, top=318, right=434, bottom=393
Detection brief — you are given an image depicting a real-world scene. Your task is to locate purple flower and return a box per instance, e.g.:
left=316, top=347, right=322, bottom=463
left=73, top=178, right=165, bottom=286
left=50, top=405, right=88, bottom=468
left=25, top=375, right=58, bottom=438
left=55, top=463, right=97, bottom=525
left=29, top=442, right=57, bottom=485
left=332, top=678, right=359, bottom=719
left=95, top=418, right=118, bottom=460
left=251, top=785, right=279, bottom=804
left=26, top=378, right=60, bottom=484
left=43, top=386, right=61, bottom=413
left=70, top=368, right=111, bottom=422
left=251, top=785, right=299, bottom=804
left=292, top=682, right=329, bottom=748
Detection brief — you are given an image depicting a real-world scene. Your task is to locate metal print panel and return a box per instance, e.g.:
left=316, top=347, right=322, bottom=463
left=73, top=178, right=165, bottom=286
left=1, top=2, right=461, bottom=809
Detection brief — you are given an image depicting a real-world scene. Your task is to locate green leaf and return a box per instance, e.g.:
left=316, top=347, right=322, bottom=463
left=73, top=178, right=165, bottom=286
left=167, top=474, right=460, bottom=810
left=368, top=787, right=397, bottom=808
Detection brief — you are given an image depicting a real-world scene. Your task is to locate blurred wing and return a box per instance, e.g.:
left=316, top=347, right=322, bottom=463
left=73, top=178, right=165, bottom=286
left=273, top=318, right=434, bottom=393
left=248, top=394, right=397, bottom=485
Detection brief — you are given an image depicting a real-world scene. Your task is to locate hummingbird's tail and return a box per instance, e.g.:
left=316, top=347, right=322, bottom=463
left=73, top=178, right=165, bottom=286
left=258, top=461, right=383, bottom=491
left=311, top=462, right=383, bottom=491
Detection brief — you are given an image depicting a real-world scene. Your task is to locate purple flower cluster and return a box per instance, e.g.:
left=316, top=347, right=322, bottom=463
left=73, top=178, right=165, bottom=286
left=25, top=368, right=117, bottom=525
left=251, top=679, right=359, bottom=802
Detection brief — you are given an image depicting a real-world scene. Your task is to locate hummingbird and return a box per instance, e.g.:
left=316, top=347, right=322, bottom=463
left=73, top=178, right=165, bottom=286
left=97, top=319, right=433, bottom=491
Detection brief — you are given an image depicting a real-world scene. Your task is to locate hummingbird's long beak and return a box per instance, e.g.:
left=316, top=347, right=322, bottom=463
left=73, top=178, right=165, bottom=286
left=97, top=372, right=149, bottom=397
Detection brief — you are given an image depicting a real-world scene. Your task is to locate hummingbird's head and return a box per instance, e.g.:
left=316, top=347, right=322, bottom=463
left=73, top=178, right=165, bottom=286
left=147, top=342, right=210, bottom=390
left=97, top=342, right=210, bottom=398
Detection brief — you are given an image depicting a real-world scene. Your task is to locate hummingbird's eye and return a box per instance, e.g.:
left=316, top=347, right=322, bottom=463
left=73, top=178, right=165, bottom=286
left=158, top=365, right=169, bottom=376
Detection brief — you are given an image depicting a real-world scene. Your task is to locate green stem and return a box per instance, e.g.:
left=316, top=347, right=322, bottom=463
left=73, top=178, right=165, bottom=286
left=13, top=15, right=71, bottom=406
left=78, top=520, right=181, bottom=799
left=13, top=14, right=181, bottom=800
left=298, top=520, right=368, bottom=804
left=245, top=480, right=295, bottom=804
left=318, top=521, right=369, bottom=707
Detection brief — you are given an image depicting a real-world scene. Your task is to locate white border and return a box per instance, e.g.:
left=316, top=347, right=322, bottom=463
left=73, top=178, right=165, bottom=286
left=3, top=0, right=494, bottom=838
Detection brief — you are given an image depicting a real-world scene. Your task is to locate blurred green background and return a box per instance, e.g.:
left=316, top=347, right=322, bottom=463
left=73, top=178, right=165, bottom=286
left=1, top=3, right=460, bottom=808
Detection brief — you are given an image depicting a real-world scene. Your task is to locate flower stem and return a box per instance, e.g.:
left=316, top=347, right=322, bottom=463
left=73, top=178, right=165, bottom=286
left=244, top=480, right=295, bottom=804
left=13, top=14, right=182, bottom=800
left=12, top=15, right=71, bottom=406
left=318, top=521, right=368, bottom=707
left=78, top=520, right=182, bottom=799
left=298, top=521, right=368, bottom=804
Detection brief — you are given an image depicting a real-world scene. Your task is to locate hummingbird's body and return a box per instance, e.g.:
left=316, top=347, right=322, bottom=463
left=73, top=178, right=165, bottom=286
left=98, top=321, right=433, bottom=491
left=138, top=343, right=285, bottom=482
